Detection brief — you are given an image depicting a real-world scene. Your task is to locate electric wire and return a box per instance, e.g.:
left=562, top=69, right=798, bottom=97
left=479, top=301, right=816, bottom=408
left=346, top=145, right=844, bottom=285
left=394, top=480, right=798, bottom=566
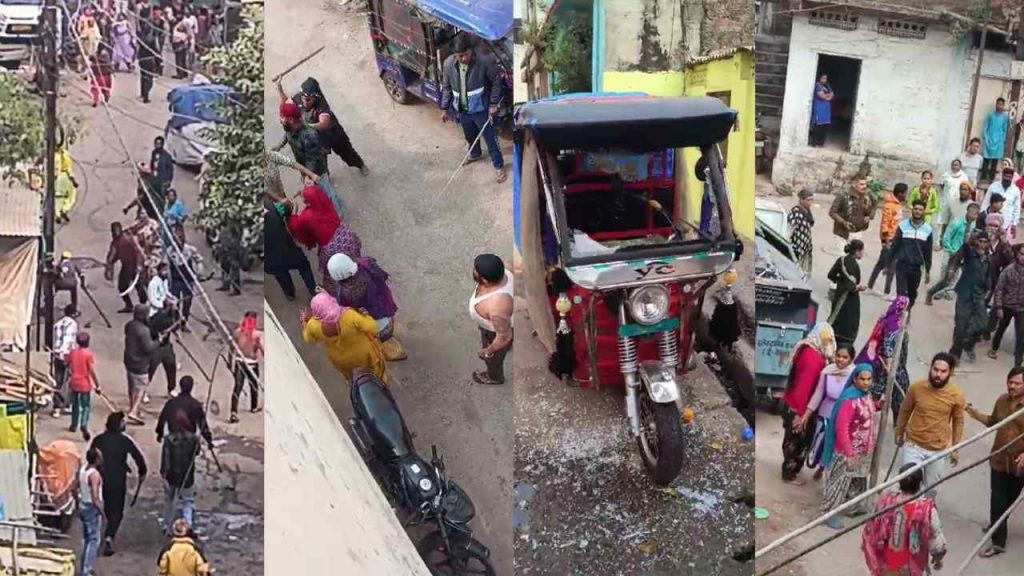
left=758, top=428, right=1024, bottom=575
left=58, top=0, right=263, bottom=394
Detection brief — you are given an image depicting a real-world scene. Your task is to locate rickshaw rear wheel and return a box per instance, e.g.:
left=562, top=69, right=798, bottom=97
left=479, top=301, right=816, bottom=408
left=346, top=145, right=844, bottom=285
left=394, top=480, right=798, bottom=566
left=381, top=73, right=412, bottom=105
left=637, top=386, right=684, bottom=486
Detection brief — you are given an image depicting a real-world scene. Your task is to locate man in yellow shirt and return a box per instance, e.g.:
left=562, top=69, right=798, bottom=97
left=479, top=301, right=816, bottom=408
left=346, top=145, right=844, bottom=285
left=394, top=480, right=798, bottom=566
left=158, top=518, right=210, bottom=575
left=895, top=352, right=966, bottom=497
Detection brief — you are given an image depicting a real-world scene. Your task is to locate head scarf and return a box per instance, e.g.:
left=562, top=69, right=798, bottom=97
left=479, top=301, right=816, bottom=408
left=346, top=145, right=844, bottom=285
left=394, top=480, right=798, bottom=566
left=310, top=293, right=344, bottom=326
left=862, top=491, right=936, bottom=576
left=300, top=77, right=323, bottom=101
left=793, top=322, right=836, bottom=361
left=821, top=363, right=874, bottom=468
left=287, top=185, right=340, bottom=249
left=855, top=296, right=909, bottom=366
left=279, top=102, right=301, bottom=121
left=328, top=253, right=358, bottom=281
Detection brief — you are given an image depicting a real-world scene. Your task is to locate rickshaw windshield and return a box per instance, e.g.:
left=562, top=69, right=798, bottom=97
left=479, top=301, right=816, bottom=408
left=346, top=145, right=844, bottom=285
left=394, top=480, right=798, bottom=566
left=518, top=95, right=739, bottom=268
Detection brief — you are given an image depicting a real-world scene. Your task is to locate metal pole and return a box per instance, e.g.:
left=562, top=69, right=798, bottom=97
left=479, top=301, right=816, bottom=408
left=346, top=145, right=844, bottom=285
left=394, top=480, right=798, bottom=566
left=24, top=325, right=34, bottom=484
left=869, top=312, right=908, bottom=488
left=965, top=25, right=987, bottom=147
left=41, top=0, right=58, bottom=368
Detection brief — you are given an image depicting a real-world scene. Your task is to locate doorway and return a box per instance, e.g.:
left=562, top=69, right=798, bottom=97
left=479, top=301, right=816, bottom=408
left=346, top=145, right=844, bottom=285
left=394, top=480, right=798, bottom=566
left=808, top=54, right=861, bottom=151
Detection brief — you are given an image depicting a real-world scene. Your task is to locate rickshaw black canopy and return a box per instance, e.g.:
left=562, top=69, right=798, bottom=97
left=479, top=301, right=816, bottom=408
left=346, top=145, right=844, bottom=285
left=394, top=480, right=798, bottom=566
left=517, top=95, right=738, bottom=154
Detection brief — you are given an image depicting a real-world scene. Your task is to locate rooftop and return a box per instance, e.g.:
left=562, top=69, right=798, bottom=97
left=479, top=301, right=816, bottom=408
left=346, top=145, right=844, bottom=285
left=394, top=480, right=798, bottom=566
left=0, top=185, right=42, bottom=238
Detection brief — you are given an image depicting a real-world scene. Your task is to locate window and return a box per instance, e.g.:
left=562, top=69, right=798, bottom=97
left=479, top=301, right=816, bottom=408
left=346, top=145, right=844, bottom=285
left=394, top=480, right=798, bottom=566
left=878, top=19, right=927, bottom=40
left=808, top=9, right=859, bottom=31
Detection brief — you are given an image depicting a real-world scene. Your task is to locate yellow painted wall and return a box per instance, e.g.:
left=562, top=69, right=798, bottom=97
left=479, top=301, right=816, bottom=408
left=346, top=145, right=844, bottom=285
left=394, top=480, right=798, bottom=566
left=683, top=51, right=755, bottom=239
left=598, top=53, right=756, bottom=239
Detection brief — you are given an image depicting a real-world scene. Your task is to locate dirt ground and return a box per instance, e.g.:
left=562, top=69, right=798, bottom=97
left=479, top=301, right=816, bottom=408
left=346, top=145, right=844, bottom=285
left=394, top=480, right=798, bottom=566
left=34, top=57, right=264, bottom=573
left=754, top=176, right=1024, bottom=575
left=264, top=0, right=514, bottom=572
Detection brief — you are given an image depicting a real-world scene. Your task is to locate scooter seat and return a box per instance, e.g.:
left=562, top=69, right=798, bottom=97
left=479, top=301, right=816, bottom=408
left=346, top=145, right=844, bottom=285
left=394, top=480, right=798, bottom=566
left=355, top=378, right=411, bottom=458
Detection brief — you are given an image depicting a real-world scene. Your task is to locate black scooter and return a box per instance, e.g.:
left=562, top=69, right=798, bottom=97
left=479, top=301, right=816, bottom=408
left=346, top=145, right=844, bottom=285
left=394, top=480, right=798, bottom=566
left=348, top=372, right=495, bottom=576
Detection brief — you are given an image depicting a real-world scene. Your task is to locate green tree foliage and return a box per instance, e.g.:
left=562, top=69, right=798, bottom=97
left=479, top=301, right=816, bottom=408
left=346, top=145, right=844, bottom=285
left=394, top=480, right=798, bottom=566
left=0, top=74, right=44, bottom=183
left=196, top=5, right=264, bottom=248
left=541, top=16, right=592, bottom=95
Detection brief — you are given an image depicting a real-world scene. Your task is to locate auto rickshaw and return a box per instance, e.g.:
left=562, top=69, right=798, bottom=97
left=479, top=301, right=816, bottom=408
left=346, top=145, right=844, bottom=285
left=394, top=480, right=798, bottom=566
left=365, top=0, right=513, bottom=131
left=514, top=94, right=742, bottom=485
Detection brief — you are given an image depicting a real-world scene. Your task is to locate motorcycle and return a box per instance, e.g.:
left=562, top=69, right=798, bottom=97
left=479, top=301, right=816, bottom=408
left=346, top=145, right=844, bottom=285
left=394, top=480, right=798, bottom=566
left=347, top=372, right=494, bottom=576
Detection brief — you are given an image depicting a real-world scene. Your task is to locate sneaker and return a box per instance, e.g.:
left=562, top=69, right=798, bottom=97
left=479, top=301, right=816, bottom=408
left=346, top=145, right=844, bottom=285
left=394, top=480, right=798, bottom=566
left=102, top=538, right=115, bottom=556
left=229, top=413, right=239, bottom=424
left=967, top=350, right=977, bottom=363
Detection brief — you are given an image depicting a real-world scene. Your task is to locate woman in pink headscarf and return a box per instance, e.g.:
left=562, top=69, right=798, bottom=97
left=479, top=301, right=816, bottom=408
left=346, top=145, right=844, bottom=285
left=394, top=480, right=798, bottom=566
left=300, top=293, right=386, bottom=383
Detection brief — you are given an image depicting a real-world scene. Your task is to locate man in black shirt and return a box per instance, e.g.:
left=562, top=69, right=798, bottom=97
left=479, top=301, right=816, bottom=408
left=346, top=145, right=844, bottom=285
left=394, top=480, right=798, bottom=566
left=148, top=304, right=180, bottom=397
left=156, top=376, right=214, bottom=450
left=161, top=410, right=200, bottom=535
left=90, top=412, right=147, bottom=556
left=294, top=77, right=368, bottom=176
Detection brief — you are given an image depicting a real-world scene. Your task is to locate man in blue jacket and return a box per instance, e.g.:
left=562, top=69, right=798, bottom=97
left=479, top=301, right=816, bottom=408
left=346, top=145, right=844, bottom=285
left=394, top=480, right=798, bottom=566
left=440, top=35, right=506, bottom=183
left=892, top=199, right=934, bottom=310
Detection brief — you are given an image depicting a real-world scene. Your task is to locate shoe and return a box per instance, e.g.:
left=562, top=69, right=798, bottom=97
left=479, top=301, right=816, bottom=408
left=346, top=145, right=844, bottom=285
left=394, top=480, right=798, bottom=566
left=51, top=410, right=61, bottom=419
left=102, top=538, right=114, bottom=556
left=68, top=426, right=76, bottom=433
left=495, top=168, right=507, bottom=183
left=116, top=306, right=133, bottom=313
left=988, top=349, right=998, bottom=360
left=925, top=296, right=933, bottom=306
left=471, top=371, right=504, bottom=385
left=81, top=429, right=90, bottom=441
left=229, top=414, right=239, bottom=424
left=967, top=350, right=977, bottom=363
left=216, top=285, right=230, bottom=292
left=230, top=288, right=241, bottom=296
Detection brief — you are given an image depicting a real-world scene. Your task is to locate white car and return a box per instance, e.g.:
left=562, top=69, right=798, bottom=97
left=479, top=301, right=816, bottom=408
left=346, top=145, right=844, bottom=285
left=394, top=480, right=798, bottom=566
left=755, top=197, right=790, bottom=241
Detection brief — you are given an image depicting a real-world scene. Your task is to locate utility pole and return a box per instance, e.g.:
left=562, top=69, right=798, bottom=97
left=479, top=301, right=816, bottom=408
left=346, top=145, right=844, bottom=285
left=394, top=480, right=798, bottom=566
left=41, top=0, right=58, bottom=360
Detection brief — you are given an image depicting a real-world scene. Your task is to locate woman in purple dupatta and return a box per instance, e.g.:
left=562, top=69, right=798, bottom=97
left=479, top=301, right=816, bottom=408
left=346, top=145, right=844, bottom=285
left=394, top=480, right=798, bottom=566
left=326, top=253, right=398, bottom=341
left=110, top=13, right=136, bottom=71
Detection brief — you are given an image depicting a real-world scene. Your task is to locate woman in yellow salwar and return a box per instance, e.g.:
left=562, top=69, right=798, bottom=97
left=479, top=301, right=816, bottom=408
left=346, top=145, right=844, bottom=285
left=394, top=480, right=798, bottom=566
left=301, top=292, right=387, bottom=384
left=55, top=146, right=77, bottom=224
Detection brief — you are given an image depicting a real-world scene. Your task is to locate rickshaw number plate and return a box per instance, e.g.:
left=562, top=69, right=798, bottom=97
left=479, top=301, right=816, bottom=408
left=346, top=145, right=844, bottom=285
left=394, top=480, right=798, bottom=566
left=619, top=317, right=680, bottom=338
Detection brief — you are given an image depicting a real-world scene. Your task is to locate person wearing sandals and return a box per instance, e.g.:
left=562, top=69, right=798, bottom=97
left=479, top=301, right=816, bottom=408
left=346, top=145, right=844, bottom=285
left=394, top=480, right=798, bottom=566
left=819, top=363, right=879, bottom=529
left=966, top=366, right=1024, bottom=559
left=827, top=240, right=867, bottom=348
left=440, top=35, right=507, bottom=184
left=862, top=464, right=947, bottom=575
left=469, top=254, right=513, bottom=385
left=780, top=323, right=835, bottom=485
left=797, top=344, right=855, bottom=483
left=230, top=311, right=263, bottom=424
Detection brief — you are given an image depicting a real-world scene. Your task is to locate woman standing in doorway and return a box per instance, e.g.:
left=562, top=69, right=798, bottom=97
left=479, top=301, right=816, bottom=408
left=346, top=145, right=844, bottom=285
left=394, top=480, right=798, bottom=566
left=828, top=240, right=868, bottom=347
left=811, top=74, right=834, bottom=147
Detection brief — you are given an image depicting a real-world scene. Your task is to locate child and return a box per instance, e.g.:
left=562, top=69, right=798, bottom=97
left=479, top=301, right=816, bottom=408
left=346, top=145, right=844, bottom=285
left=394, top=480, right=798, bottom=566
left=67, top=332, right=102, bottom=441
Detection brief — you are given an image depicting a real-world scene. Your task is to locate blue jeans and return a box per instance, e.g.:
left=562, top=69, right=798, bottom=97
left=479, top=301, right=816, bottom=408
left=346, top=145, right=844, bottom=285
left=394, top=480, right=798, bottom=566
left=318, top=173, right=344, bottom=216
left=164, top=483, right=195, bottom=534
left=458, top=111, right=503, bottom=169
left=79, top=504, right=101, bottom=575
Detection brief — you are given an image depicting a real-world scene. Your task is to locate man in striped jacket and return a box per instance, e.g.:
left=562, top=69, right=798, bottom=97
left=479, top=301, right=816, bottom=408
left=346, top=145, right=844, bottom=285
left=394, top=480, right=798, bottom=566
left=891, top=199, right=934, bottom=310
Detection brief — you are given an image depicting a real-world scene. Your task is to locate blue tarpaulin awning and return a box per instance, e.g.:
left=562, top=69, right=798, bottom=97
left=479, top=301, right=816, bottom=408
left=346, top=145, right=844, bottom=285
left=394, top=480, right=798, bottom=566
left=417, top=0, right=512, bottom=41
left=166, top=84, right=236, bottom=131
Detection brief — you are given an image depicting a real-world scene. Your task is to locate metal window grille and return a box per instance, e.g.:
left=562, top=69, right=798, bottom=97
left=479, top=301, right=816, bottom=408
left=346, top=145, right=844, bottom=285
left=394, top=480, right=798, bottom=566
left=877, top=19, right=927, bottom=39
left=808, top=10, right=859, bottom=31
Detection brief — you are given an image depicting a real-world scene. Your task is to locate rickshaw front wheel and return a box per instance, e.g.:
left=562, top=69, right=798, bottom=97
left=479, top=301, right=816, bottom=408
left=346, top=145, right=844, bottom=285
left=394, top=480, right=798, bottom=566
left=637, top=386, right=684, bottom=486
left=381, top=72, right=412, bottom=105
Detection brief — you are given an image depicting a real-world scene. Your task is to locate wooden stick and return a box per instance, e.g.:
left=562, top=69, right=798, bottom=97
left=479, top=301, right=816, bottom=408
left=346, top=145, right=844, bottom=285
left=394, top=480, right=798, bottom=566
left=271, top=46, right=325, bottom=83
left=95, top=391, right=119, bottom=413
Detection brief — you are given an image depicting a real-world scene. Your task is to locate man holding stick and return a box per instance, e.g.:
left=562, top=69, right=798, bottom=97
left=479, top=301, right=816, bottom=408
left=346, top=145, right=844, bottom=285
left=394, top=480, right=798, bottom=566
left=52, top=304, right=79, bottom=418
left=966, top=367, right=1024, bottom=559
left=124, top=305, right=159, bottom=425
left=90, top=412, right=147, bottom=557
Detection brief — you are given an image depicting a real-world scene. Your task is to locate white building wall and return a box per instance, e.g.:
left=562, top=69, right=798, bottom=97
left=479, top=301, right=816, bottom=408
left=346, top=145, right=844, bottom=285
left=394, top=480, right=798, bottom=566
left=264, top=303, right=431, bottom=576
left=771, top=12, right=1002, bottom=193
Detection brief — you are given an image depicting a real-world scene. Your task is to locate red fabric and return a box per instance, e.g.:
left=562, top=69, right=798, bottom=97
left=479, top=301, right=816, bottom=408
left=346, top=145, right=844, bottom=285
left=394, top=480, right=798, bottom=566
left=287, top=186, right=340, bottom=249
left=863, top=494, right=936, bottom=576
left=280, top=102, right=301, bottom=120
left=67, top=348, right=95, bottom=393
left=782, top=346, right=827, bottom=415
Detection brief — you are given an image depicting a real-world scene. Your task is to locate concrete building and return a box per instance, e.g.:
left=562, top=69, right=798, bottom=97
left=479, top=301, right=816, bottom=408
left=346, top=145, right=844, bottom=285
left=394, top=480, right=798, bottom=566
left=764, top=0, right=1024, bottom=194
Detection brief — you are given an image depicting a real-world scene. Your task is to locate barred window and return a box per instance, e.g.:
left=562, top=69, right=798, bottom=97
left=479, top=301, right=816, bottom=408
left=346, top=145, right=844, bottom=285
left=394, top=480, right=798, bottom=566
left=808, top=10, right=859, bottom=31
left=877, top=19, right=927, bottom=40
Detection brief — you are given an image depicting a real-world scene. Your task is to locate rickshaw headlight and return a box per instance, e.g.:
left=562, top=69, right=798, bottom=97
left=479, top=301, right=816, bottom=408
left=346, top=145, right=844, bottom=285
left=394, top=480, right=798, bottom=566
left=628, top=285, right=670, bottom=326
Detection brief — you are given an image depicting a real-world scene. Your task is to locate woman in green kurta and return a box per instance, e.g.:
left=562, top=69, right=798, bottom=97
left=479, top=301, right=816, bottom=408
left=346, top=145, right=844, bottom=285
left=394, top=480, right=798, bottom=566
left=909, top=171, right=941, bottom=226
left=828, top=240, right=867, bottom=347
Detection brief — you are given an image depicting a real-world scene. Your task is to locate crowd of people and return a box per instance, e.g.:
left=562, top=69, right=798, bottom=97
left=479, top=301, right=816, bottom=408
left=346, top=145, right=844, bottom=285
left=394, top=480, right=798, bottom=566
left=779, top=97, right=1024, bottom=573
left=64, top=0, right=225, bottom=104
left=266, top=66, right=513, bottom=388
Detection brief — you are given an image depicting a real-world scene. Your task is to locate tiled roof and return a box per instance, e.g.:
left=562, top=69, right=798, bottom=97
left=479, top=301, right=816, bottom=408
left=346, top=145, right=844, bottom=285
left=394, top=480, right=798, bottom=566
left=0, top=186, right=42, bottom=237
left=686, top=46, right=754, bottom=65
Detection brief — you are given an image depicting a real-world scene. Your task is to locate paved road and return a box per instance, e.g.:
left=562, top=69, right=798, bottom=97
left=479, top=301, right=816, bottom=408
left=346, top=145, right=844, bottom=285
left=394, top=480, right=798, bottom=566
left=264, top=0, right=514, bottom=572
left=754, top=181, right=1023, bottom=575
left=46, top=63, right=264, bottom=573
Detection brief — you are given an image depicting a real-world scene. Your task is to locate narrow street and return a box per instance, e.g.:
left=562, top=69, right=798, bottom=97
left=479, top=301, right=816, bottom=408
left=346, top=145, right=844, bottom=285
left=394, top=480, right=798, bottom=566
left=264, top=0, right=514, bottom=572
left=753, top=177, right=1023, bottom=575
left=44, top=62, right=264, bottom=573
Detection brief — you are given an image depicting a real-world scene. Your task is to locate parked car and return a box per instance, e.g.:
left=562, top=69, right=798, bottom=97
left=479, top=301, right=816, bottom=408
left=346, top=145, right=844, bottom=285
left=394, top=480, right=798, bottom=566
left=754, top=214, right=818, bottom=408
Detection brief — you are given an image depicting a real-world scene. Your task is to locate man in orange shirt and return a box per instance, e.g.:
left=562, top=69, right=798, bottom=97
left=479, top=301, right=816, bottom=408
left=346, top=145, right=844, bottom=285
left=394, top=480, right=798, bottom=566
left=868, top=183, right=908, bottom=295
left=68, top=332, right=103, bottom=441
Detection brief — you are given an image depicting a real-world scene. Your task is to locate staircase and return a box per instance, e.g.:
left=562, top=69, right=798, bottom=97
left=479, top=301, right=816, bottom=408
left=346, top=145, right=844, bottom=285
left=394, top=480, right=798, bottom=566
left=755, top=34, right=790, bottom=133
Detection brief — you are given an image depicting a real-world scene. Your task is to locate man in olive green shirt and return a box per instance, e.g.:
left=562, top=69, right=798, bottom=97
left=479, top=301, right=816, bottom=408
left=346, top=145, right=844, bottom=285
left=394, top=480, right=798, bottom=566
left=896, top=352, right=966, bottom=497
